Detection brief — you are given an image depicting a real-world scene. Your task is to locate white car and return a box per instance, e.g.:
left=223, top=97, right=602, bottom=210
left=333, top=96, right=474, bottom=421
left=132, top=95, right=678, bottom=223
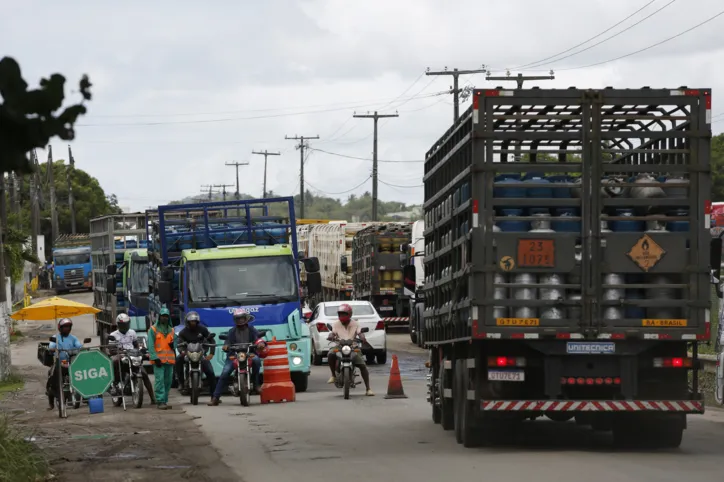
left=306, top=300, right=387, bottom=366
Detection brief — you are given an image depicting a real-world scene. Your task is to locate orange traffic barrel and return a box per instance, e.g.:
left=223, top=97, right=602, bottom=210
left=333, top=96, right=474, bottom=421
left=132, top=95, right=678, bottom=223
left=260, top=337, right=296, bottom=404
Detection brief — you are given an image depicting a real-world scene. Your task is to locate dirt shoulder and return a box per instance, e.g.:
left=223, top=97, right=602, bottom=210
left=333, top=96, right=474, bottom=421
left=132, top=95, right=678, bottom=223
left=3, top=320, right=238, bottom=482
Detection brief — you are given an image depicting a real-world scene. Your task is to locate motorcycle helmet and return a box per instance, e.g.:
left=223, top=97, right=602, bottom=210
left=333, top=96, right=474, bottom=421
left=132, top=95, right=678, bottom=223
left=254, top=338, right=269, bottom=359
left=337, top=303, right=353, bottom=324
left=58, top=318, right=73, bottom=335
left=116, top=313, right=131, bottom=334
left=232, top=308, right=255, bottom=327
left=185, top=311, right=201, bottom=329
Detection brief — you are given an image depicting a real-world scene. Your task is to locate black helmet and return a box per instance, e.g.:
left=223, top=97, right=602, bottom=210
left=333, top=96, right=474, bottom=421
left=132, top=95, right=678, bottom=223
left=232, top=308, right=255, bottom=326
left=185, top=311, right=201, bottom=328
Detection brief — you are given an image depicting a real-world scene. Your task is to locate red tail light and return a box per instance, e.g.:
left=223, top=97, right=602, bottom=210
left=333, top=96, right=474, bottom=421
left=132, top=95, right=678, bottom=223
left=316, top=323, right=329, bottom=332
left=567, top=377, right=576, bottom=385
left=614, top=377, right=621, bottom=385
left=487, top=356, right=526, bottom=367
left=595, top=378, right=604, bottom=385
left=653, top=357, right=693, bottom=368
left=604, top=377, right=613, bottom=385
left=375, top=321, right=385, bottom=330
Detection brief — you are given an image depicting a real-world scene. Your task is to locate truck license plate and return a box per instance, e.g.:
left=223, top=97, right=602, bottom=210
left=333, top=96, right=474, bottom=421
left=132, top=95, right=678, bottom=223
left=488, top=370, right=525, bottom=382
left=566, top=342, right=615, bottom=354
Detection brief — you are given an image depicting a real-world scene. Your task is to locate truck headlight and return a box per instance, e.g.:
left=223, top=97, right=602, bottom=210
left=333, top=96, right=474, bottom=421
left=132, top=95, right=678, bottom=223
left=292, top=356, right=302, bottom=366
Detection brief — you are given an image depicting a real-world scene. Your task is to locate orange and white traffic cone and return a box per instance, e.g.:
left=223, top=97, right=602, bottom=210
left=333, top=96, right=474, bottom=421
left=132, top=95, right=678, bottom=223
left=384, top=354, right=408, bottom=399
left=260, top=337, right=296, bottom=404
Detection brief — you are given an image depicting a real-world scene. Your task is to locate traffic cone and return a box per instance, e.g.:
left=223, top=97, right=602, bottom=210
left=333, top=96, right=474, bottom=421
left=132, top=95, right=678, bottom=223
left=260, top=337, right=296, bottom=404
left=384, top=354, right=408, bottom=399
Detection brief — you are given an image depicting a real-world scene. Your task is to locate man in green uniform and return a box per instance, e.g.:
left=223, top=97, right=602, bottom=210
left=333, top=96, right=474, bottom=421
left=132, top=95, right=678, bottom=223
left=147, top=307, right=176, bottom=410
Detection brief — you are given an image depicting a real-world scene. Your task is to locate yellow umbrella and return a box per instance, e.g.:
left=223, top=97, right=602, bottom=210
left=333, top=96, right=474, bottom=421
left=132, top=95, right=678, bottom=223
left=10, top=296, right=101, bottom=321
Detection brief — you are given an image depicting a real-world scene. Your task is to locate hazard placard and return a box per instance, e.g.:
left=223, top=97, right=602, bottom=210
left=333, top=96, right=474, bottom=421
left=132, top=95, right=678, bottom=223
left=627, top=234, right=666, bottom=272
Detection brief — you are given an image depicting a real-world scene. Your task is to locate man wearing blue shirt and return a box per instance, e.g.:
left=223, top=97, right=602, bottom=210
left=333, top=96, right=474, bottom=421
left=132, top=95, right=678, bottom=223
left=46, top=318, right=84, bottom=410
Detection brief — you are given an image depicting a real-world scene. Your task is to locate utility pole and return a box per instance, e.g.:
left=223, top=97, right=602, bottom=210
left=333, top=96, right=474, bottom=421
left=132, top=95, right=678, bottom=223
left=251, top=150, right=281, bottom=198
left=31, top=151, right=41, bottom=270
left=224, top=161, right=249, bottom=201
left=200, top=185, right=219, bottom=201
left=353, top=111, right=399, bottom=221
left=67, top=145, right=77, bottom=233
left=486, top=71, right=555, bottom=161
left=285, top=135, right=319, bottom=219
left=426, top=66, right=488, bottom=121
left=0, top=174, right=6, bottom=232
left=213, top=184, right=234, bottom=202
left=47, top=146, right=59, bottom=243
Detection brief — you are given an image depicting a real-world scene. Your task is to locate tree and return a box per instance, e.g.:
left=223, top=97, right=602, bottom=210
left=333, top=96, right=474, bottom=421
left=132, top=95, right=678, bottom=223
left=712, top=133, right=724, bottom=202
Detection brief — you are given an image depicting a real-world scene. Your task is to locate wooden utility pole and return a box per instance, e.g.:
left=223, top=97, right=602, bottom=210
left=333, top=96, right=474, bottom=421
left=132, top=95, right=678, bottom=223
left=251, top=150, right=280, bottom=198
left=225, top=161, right=249, bottom=201
left=284, top=135, right=319, bottom=219
left=200, top=185, right=219, bottom=201
left=47, top=146, right=59, bottom=243
left=67, top=145, right=77, bottom=233
left=213, top=184, right=234, bottom=202
left=30, top=151, right=41, bottom=269
left=0, top=174, right=6, bottom=232
left=353, top=111, right=399, bottom=221
left=426, top=66, right=488, bottom=121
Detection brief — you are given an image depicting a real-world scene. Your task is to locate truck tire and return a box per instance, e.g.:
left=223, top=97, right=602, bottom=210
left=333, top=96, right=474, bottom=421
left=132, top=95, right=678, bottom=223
left=291, top=372, right=309, bottom=393
left=612, top=415, right=684, bottom=449
left=439, top=356, right=454, bottom=431
left=453, top=360, right=464, bottom=444
left=454, top=359, right=482, bottom=448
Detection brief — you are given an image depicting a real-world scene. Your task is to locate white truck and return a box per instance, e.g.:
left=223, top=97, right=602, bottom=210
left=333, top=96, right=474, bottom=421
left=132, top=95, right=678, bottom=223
left=404, top=220, right=425, bottom=346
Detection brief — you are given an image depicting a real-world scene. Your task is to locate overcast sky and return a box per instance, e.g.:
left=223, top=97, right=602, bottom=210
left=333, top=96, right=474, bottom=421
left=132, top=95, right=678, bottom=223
left=3, top=0, right=723, bottom=212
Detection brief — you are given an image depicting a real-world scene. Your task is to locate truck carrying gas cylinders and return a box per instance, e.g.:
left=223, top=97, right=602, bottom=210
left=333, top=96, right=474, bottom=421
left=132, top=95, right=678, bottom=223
left=417, top=87, right=721, bottom=448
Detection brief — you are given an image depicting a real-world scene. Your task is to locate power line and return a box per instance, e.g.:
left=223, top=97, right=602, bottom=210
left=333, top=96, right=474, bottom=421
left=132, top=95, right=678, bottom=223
left=552, top=8, right=724, bottom=71
left=285, top=135, right=319, bottom=218
left=77, top=91, right=445, bottom=127
left=353, top=111, right=399, bottom=221
left=509, top=0, right=659, bottom=70
left=517, top=0, right=677, bottom=71
left=308, top=147, right=423, bottom=163
left=425, top=67, right=487, bottom=121
left=305, top=176, right=372, bottom=196
left=379, top=179, right=423, bottom=188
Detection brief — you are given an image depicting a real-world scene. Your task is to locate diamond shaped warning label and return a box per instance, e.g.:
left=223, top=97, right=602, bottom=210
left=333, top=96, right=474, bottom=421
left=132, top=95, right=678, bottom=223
left=627, top=234, right=666, bottom=272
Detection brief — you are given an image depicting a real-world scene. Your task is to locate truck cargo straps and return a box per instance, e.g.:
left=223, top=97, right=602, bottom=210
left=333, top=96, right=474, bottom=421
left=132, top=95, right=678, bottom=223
left=480, top=400, right=704, bottom=413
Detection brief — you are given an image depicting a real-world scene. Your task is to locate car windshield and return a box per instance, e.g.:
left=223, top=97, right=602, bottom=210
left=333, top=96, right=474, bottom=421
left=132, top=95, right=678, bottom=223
left=54, top=251, right=91, bottom=266
left=324, top=304, right=375, bottom=317
left=187, top=256, right=298, bottom=306
left=129, top=261, right=149, bottom=294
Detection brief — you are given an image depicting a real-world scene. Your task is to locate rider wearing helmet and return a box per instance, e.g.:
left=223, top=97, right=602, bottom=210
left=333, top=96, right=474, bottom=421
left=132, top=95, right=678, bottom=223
left=176, top=311, right=217, bottom=396
left=208, top=309, right=266, bottom=406
left=46, top=318, right=85, bottom=410
left=107, top=313, right=157, bottom=404
left=327, top=303, right=374, bottom=396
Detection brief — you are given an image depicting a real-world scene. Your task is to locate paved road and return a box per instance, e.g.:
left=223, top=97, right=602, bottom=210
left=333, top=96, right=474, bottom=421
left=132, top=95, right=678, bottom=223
left=18, top=292, right=724, bottom=481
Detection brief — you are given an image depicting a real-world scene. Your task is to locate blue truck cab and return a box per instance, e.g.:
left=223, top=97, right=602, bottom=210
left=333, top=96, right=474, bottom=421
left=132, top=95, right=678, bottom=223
left=145, top=197, right=322, bottom=393
left=52, top=234, right=93, bottom=294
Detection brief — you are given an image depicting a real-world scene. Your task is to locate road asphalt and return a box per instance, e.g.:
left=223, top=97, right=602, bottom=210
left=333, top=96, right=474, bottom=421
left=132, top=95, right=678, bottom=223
left=9, top=292, right=724, bottom=481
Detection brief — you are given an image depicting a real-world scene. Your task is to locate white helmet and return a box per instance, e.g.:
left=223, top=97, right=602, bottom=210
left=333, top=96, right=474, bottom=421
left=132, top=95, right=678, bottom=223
left=116, top=313, right=131, bottom=324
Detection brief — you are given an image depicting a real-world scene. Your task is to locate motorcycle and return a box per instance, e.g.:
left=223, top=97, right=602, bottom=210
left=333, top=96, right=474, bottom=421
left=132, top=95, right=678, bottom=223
left=48, top=335, right=92, bottom=419
left=219, top=329, right=268, bottom=406
left=178, top=333, right=216, bottom=406
left=108, top=337, right=148, bottom=410
left=327, top=325, right=370, bottom=400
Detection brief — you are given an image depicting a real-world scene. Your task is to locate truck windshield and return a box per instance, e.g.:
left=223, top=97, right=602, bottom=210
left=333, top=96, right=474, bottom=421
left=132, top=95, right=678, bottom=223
left=187, top=256, right=298, bottom=305
left=129, top=261, right=149, bottom=294
left=54, top=253, right=91, bottom=266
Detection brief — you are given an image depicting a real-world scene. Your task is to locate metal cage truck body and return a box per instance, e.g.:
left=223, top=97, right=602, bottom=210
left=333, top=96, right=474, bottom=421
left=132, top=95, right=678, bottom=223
left=52, top=234, right=93, bottom=294
left=145, top=197, right=322, bottom=392
left=90, top=213, right=150, bottom=350
left=418, top=87, right=720, bottom=449
left=348, top=223, right=412, bottom=330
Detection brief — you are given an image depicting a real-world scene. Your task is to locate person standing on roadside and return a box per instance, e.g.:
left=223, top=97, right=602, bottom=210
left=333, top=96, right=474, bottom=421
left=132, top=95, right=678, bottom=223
left=148, top=307, right=176, bottom=410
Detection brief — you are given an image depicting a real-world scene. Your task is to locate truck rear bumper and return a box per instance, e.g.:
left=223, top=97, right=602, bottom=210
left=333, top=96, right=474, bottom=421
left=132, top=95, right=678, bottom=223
left=480, top=400, right=704, bottom=414
left=382, top=317, right=409, bottom=326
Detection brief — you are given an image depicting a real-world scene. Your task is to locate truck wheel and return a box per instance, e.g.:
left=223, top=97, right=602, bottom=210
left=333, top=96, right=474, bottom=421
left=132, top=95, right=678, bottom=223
left=612, top=415, right=684, bottom=449
left=453, top=360, right=464, bottom=443
left=291, top=372, right=308, bottom=393
left=439, top=356, right=454, bottom=431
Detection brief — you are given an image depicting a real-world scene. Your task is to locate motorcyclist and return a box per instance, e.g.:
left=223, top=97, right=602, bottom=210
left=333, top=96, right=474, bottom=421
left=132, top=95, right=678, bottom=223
left=208, top=309, right=266, bottom=406
left=327, top=303, right=374, bottom=396
left=108, top=313, right=156, bottom=404
left=176, top=311, right=217, bottom=395
left=46, top=318, right=84, bottom=410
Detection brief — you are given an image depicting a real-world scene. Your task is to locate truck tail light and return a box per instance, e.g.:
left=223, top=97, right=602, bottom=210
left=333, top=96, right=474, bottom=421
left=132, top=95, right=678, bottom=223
left=653, top=357, right=693, bottom=368
left=487, top=356, right=526, bottom=368
left=316, top=323, right=329, bottom=332
left=562, top=377, right=620, bottom=385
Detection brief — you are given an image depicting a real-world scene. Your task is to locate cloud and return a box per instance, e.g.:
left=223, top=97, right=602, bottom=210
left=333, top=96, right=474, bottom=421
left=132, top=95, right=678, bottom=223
left=2, top=0, right=722, bottom=212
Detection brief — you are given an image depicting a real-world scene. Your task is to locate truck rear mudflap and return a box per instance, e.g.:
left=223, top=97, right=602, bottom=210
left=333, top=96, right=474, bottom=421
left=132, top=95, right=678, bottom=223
left=480, top=399, right=704, bottom=413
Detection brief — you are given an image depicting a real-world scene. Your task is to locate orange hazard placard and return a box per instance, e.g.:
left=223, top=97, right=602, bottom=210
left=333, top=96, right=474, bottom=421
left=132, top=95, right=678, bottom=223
left=517, top=239, right=555, bottom=268
left=627, top=234, right=666, bottom=272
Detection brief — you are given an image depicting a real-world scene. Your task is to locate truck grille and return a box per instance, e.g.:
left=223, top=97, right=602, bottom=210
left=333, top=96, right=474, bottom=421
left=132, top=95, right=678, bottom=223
left=63, top=269, right=85, bottom=286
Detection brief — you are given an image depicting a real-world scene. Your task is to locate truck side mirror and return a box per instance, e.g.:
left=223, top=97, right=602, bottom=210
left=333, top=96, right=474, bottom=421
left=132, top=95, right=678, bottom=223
left=401, top=244, right=409, bottom=253
left=302, top=257, right=320, bottom=273
left=83, top=338, right=92, bottom=344
left=157, top=281, right=173, bottom=303
left=106, top=264, right=117, bottom=276
left=340, top=255, right=348, bottom=273
left=403, top=265, right=416, bottom=287
left=49, top=336, right=57, bottom=343
left=105, top=277, right=117, bottom=295
left=711, top=237, right=722, bottom=299
left=306, top=272, right=322, bottom=296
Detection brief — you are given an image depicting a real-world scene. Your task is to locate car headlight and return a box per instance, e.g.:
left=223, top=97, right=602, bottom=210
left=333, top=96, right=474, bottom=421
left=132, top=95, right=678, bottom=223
left=289, top=343, right=298, bottom=351
left=292, top=356, right=302, bottom=366
left=341, top=345, right=352, bottom=356
left=188, top=352, right=202, bottom=362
